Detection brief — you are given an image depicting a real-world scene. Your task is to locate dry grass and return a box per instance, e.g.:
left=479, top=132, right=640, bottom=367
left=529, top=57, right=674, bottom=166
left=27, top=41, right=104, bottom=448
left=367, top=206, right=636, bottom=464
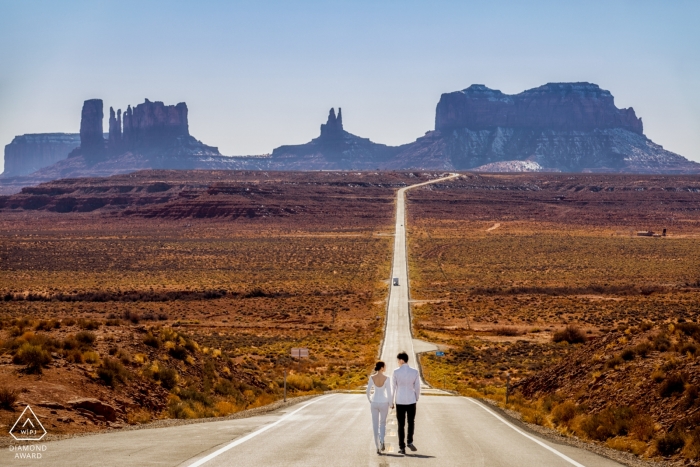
left=407, top=174, right=700, bottom=462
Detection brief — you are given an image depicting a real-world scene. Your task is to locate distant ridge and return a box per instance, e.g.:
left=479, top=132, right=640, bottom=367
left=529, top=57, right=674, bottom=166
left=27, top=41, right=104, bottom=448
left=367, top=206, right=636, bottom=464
left=2, top=82, right=698, bottom=194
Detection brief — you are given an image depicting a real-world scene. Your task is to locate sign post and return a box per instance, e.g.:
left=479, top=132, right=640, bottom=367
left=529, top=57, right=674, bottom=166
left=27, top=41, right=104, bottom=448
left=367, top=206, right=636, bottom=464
left=506, top=373, right=511, bottom=405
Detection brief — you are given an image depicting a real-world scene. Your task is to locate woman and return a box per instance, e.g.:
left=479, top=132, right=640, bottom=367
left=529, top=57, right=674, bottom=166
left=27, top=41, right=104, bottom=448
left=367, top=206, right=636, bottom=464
left=366, top=360, right=394, bottom=454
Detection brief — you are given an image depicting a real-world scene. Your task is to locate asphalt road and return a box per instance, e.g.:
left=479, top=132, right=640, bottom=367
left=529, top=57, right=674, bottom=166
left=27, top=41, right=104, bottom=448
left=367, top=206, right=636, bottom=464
left=26, top=174, right=624, bottom=466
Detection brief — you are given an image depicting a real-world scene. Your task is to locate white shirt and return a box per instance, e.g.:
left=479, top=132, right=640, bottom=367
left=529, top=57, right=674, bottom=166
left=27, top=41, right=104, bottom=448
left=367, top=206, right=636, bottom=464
left=392, top=364, right=420, bottom=405
left=366, top=375, right=393, bottom=403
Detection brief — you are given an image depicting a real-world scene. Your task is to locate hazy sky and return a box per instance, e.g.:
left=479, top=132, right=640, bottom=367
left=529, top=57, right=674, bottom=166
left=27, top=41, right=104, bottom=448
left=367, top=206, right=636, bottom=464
left=1, top=0, right=699, bottom=170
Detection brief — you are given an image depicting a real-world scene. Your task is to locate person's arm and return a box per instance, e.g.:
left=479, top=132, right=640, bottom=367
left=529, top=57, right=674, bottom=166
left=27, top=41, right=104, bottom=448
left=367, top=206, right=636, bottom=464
left=392, top=371, right=398, bottom=405
left=366, top=376, right=373, bottom=403
left=387, top=376, right=394, bottom=408
left=414, top=371, right=421, bottom=402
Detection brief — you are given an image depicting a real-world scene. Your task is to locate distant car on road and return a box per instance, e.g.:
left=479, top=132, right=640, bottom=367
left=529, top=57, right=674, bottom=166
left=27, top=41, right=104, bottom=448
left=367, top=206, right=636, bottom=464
left=393, top=277, right=399, bottom=286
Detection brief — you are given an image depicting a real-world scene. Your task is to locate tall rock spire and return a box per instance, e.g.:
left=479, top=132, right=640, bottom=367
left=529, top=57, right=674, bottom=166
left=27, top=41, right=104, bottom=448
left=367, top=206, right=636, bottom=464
left=79, top=99, right=104, bottom=156
left=320, top=107, right=344, bottom=139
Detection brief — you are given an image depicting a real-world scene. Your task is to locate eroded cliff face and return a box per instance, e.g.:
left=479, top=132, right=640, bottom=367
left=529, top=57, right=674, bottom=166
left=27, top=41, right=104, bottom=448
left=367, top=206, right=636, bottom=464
left=2, top=134, right=80, bottom=177
left=385, top=82, right=698, bottom=173
left=72, top=98, right=222, bottom=163
left=79, top=99, right=105, bottom=156
left=435, top=83, right=643, bottom=134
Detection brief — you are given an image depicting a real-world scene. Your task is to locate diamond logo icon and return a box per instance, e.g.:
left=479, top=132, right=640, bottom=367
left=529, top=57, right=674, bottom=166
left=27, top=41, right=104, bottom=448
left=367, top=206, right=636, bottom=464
left=9, top=405, right=47, bottom=441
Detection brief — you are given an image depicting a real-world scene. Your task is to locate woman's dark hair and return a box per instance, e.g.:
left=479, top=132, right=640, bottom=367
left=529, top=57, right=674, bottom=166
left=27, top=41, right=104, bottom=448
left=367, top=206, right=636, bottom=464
left=374, top=361, right=385, bottom=372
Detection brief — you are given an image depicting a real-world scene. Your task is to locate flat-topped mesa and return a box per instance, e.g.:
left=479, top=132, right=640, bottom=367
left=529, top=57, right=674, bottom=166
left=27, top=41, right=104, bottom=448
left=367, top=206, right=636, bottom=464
left=122, top=99, right=189, bottom=148
left=319, top=107, right=344, bottom=139
left=79, top=99, right=105, bottom=155
left=435, top=82, right=643, bottom=134
left=2, top=134, right=80, bottom=177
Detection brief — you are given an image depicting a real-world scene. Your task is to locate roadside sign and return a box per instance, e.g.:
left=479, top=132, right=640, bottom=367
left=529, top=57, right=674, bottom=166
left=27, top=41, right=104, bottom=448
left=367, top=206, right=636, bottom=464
left=435, top=351, right=445, bottom=357
left=291, top=348, right=309, bottom=358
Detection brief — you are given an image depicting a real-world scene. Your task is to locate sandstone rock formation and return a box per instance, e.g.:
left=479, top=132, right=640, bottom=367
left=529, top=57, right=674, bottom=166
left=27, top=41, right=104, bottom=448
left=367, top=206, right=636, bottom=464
left=386, top=83, right=700, bottom=173
left=435, top=83, right=643, bottom=134
left=79, top=99, right=105, bottom=157
left=2, top=133, right=80, bottom=177
left=2, top=82, right=697, bottom=192
left=121, top=99, right=189, bottom=149
left=108, top=107, right=122, bottom=150
left=268, top=108, right=399, bottom=170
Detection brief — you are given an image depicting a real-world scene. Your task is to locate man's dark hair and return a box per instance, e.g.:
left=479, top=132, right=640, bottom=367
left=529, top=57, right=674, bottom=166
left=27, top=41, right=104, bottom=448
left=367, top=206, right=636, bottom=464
left=397, top=351, right=409, bottom=363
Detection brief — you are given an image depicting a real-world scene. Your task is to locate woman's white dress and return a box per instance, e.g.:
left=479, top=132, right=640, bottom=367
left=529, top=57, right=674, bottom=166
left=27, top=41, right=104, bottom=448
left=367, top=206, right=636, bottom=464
left=367, top=374, right=393, bottom=450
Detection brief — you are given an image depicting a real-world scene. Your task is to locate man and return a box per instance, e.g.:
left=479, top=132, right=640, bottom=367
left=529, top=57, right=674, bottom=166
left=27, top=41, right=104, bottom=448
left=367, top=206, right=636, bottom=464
left=392, top=351, right=420, bottom=455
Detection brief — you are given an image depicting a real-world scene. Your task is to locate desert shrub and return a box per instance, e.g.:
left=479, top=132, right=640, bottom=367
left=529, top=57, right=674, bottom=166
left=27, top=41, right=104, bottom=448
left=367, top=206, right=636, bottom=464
left=184, top=339, right=198, bottom=353
left=105, top=319, right=122, bottom=326
left=653, top=333, right=671, bottom=352
left=62, top=318, right=76, bottom=326
left=0, top=387, right=18, bottom=410
left=286, top=374, right=313, bottom=391
left=542, top=394, right=563, bottom=413
left=551, top=401, right=577, bottom=425
left=78, top=318, right=100, bottom=330
left=630, top=414, right=656, bottom=442
left=577, top=406, right=634, bottom=441
left=168, top=398, right=196, bottom=419
left=552, top=326, right=586, bottom=344
left=122, top=310, right=140, bottom=324
left=651, top=369, right=666, bottom=383
left=155, top=367, right=178, bottom=390
left=680, top=343, right=698, bottom=355
left=683, top=427, right=700, bottom=460
left=143, top=333, right=161, bottom=348
left=157, top=313, right=168, bottom=321
left=127, top=409, right=151, bottom=425
left=75, top=331, right=96, bottom=346
left=142, top=312, right=156, bottom=321
left=35, top=319, right=60, bottom=331
left=620, top=349, right=635, bottom=361
left=634, top=342, right=652, bottom=357
left=659, top=373, right=686, bottom=397
left=682, top=385, right=699, bottom=410
left=64, top=349, right=84, bottom=363
left=61, top=336, right=80, bottom=351
left=13, top=343, right=52, bottom=373
left=606, top=437, right=647, bottom=456
left=168, top=346, right=188, bottom=360
left=179, top=387, right=213, bottom=407
left=605, top=355, right=624, bottom=369
left=97, top=358, right=130, bottom=387
left=656, top=428, right=685, bottom=456
left=214, top=380, right=237, bottom=397
left=640, top=321, right=654, bottom=331
left=116, top=349, right=132, bottom=365
left=492, top=327, right=520, bottom=336
left=677, top=322, right=700, bottom=339
left=83, top=351, right=100, bottom=364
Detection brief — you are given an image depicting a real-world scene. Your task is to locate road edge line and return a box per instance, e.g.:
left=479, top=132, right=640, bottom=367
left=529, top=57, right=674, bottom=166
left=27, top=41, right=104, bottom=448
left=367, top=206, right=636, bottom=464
left=187, top=394, right=334, bottom=467
left=466, top=398, right=586, bottom=467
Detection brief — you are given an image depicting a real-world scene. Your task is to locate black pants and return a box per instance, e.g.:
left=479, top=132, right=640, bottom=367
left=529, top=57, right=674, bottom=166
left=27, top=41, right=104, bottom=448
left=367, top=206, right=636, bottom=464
left=396, top=403, right=416, bottom=449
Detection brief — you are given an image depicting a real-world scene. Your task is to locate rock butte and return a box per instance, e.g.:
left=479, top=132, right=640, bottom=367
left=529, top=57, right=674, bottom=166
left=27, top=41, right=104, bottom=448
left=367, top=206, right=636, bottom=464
left=2, top=83, right=699, bottom=190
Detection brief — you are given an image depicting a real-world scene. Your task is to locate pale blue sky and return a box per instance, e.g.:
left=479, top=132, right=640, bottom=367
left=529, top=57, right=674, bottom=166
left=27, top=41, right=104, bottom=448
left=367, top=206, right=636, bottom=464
left=1, top=0, right=698, bottom=169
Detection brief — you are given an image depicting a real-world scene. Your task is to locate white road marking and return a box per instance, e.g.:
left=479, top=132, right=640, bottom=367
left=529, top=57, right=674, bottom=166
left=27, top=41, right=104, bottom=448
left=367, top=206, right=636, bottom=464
left=467, top=398, right=586, bottom=467
left=187, top=395, right=333, bottom=467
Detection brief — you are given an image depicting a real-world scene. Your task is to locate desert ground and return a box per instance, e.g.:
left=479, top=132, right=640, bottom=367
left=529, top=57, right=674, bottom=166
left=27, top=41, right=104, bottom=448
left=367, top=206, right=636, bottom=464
left=406, top=173, right=700, bottom=461
left=0, top=171, right=440, bottom=435
left=1, top=170, right=699, bottom=463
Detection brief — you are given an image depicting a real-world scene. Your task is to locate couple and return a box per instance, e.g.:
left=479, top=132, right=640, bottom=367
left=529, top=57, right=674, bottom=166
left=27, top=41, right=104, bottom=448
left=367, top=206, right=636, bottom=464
left=366, top=351, right=420, bottom=455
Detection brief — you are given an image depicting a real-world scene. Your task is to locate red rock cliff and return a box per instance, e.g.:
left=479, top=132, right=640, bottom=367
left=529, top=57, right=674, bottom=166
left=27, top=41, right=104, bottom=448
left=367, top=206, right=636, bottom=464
left=435, top=83, right=643, bottom=134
